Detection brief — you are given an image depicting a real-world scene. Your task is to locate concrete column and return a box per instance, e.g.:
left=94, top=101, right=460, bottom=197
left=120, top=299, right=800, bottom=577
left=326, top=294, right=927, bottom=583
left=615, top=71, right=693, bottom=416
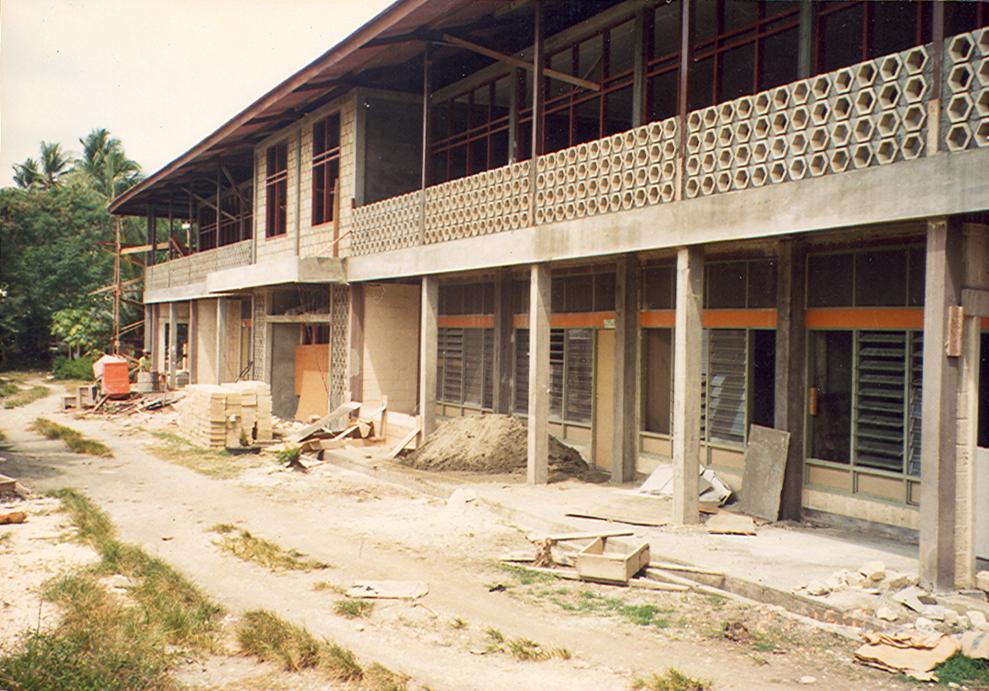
left=919, top=218, right=963, bottom=592
left=143, top=305, right=152, bottom=353
left=797, top=0, right=815, bottom=79
left=632, top=8, right=647, bottom=127
left=612, top=255, right=640, bottom=483
left=215, top=298, right=225, bottom=384
left=167, top=302, right=178, bottom=390
left=188, top=300, right=197, bottom=384
left=529, top=0, right=545, bottom=222
left=672, top=246, right=703, bottom=525
left=492, top=271, right=514, bottom=414
left=349, top=285, right=364, bottom=402
left=775, top=239, right=807, bottom=521
left=419, top=276, right=439, bottom=439
left=528, top=263, right=551, bottom=485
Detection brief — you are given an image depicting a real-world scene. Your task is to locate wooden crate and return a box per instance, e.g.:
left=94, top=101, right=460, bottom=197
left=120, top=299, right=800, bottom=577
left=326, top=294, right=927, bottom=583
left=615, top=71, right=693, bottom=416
left=575, top=538, right=650, bottom=584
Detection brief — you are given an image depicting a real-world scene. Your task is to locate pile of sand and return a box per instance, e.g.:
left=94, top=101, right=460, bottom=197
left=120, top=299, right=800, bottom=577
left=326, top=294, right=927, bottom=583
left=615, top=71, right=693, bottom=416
left=402, top=414, right=589, bottom=477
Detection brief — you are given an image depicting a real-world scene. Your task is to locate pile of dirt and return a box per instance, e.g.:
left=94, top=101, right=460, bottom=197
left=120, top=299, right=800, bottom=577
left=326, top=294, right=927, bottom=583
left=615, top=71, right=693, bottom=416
left=402, top=414, right=590, bottom=477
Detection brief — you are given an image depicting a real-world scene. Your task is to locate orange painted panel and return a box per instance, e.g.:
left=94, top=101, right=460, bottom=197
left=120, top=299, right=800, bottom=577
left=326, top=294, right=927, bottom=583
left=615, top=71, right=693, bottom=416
left=805, top=308, right=923, bottom=330
left=703, top=309, right=777, bottom=329
left=437, top=315, right=495, bottom=328
left=640, top=310, right=675, bottom=327
left=512, top=311, right=616, bottom=329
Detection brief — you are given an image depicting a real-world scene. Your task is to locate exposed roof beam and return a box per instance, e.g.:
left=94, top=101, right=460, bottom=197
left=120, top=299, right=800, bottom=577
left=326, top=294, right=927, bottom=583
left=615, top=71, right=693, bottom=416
left=181, top=187, right=238, bottom=222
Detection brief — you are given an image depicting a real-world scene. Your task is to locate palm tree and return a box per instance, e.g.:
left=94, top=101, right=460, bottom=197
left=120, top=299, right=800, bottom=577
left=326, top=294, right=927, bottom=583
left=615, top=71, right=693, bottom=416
left=78, top=128, right=142, bottom=198
left=12, top=158, right=42, bottom=190
left=39, top=141, right=71, bottom=189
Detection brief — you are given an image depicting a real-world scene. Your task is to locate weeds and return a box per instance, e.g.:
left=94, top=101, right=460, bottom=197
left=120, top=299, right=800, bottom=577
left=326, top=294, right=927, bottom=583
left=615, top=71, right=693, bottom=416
left=632, top=668, right=711, bottom=691
left=236, top=610, right=321, bottom=672
left=334, top=598, right=374, bottom=619
left=0, top=489, right=224, bottom=691
left=0, top=380, right=18, bottom=398
left=498, top=563, right=555, bottom=585
left=0, top=429, right=6, bottom=442
left=210, top=524, right=330, bottom=572
left=321, top=643, right=364, bottom=682
left=555, top=590, right=670, bottom=629
left=313, top=580, right=345, bottom=594
left=936, top=654, right=989, bottom=687
left=449, top=617, right=468, bottom=630
left=147, top=431, right=246, bottom=479
left=32, top=418, right=112, bottom=457
left=481, top=627, right=568, bottom=662
left=5, top=385, right=50, bottom=409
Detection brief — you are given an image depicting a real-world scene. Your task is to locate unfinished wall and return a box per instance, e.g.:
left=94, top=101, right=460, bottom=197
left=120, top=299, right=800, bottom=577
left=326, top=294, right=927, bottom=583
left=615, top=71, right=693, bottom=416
left=362, top=283, right=419, bottom=413
left=195, top=299, right=218, bottom=384
left=270, top=323, right=299, bottom=419
left=219, top=299, right=242, bottom=383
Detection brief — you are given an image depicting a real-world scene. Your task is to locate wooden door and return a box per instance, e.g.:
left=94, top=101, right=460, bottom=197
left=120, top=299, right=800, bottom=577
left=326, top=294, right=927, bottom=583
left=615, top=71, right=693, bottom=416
left=594, top=330, right=615, bottom=471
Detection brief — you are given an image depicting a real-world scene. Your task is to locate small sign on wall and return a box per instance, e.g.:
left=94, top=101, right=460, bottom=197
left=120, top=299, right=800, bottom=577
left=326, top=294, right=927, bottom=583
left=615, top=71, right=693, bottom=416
left=603, top=318, right=616, bottom=330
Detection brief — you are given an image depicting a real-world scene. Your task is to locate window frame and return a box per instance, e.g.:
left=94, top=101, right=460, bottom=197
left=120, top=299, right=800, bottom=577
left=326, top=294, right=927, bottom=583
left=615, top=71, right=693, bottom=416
left=311, top=114, right=342, bottom=227
left=265, top=141, right=289, bottom=238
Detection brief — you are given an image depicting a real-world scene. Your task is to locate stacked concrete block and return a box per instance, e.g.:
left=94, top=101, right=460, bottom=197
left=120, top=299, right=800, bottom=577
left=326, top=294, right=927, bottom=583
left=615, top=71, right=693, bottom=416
left=943, top=28, right=989, bottom=151
left=685, top=39, right=936, bottom=199
left=176, top=381, right=273, bottom=448
left=535, top=116, right=678, bottom=223
left=351, top=189, right=422, bottom=255
left=423, top=161, right=530, bottom=243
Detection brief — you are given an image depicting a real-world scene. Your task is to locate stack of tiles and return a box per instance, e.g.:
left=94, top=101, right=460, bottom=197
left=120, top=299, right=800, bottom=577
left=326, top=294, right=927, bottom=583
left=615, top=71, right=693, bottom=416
left=176, top=381, right=273, bottom=448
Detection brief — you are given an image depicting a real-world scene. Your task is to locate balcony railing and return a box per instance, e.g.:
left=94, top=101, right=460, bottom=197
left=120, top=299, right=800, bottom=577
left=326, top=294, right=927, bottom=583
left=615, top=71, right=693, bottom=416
left=350, top=28, right=987, bottom=257
left=145, top=239, right=252, bottom=292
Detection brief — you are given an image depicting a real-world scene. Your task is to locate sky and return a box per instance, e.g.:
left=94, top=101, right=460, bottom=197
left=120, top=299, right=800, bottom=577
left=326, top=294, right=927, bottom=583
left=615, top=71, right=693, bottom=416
left=0, top=0, right=395, bottom=187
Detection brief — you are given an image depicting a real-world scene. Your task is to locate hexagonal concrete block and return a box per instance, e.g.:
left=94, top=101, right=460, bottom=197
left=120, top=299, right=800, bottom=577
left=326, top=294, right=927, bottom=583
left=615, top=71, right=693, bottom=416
left=811, top=101, right=831, bottom=126
left=719, top=102, right=735, bottom=124
left=812, top=75, right=832, bottom=100
left=789, top=157, right=807, bottom=180
left=791, top=106, right=810, bottom=130
left=904, top=75, right=929, bottom=103
left=978, top=58, right=989, bottom=88
left=903, top=104, right=927, bottom=132
left=701, top=173, right=716, bottom=196
left=771, top=111, right=790, bottom=135
left=735, top=143, right=752, bottom=166
left=830, top=147, right=850, bottom=173
left=717, top=149, right=734, bottom=170
left=809, top=127, right=830, bottom=152
left=980, top=27, right=989, bottom=57
left=716, top=171, right=732, bottom=193
left=661, top=181, right=676, bottom=202
left=853, top=116, right=875, bottom=142
left=769, top=160, right=788, bottom=184
left=662, top=159, right=677, bottom=180
left=877, top=111, right=900, bottom=137
left=792, top=80, right=810, bottom=105
left=685, top=177, right=701, bottom=199
left=878, top=83, right=901, bottom=110
left=977, top=88, right=989, bottom=118
left=950, top=33, right=975, bottom=63
left=875, top=138, right=899, bottom=165
left=701, top=151, right=717, bottom=173
left=809, top=152, right=829, bottom=177
left=948, top=93, right=974, bottom=123
left=703, top=106, right=719, bottom=128
left=949, top=64, right=974, bottom=94
left=702, top=129, right=718, bottom=151
left=754, top=91, right=772, bottom=115
left=752, top=141, right=770, bottom=163
left=734, top=121, right=752, bottom=143
left=976, top=119, right=989, bottom=148
left=718, top=125, right=734, bottom=147
left=736, top=96, right=754, bottom=120
left=790, top=131, right=809, bottom=156
left=946, top=123, right=973, bottom=151
left=879, top=54, right=902, bottom=82
left=663, top=140, right=678, bottom=159
left=904, top=46, right=929, bottom=75
left=856, top=60, right=878, bottom=88
left=754, top=115, right=771, bottom=139
left=733, top=168, right=750, bottom=190
left=855, top=88, right=877, bottom=115
left=770, top=136, right=789, bottom=160
left=773, top=86, right=790, bottom=110
left=852, top=143, right=874, bottom=169
left=750, top=164, right=768, bottom=187
left=834, top=94, right=853, bottom=120
left=688, top=111, right=703, bottom=132
left=901, top=133, right=925, bottom=159
left=834, top=68, right=854, bottom=94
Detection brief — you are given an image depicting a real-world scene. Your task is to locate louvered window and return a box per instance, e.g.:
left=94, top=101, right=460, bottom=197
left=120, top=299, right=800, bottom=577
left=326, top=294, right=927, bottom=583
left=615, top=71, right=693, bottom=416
left=513, top=328, right=594, bottom=424
left=705, top=329, right=747, bottom=445
left=437, top=327, right=493, bottom=409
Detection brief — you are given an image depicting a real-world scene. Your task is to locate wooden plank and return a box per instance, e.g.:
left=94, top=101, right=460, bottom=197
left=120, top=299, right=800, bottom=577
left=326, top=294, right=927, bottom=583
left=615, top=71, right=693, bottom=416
left=386, top=427, right=420, bottom=459
left=648, top=561, right=725, bottom=577
left=289, top=401, right=360, bottom=442
left=738, top=425, right=791, bottom=521
left=705, top=512, right=757, bottom=535
left=537, top=530, right=634, bottom=543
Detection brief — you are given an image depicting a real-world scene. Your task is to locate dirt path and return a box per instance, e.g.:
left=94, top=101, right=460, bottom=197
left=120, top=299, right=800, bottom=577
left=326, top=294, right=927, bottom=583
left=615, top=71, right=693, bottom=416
left=0, top=384, right=912, bottom=690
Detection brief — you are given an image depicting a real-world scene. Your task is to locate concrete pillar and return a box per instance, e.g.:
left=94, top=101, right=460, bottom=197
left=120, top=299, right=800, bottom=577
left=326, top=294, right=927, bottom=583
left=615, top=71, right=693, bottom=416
left=612, top=255, right=640, bottom=483
left=775, top=239, right=807, bottom=521
left=188, top=300, right=197, bottom=384
left=528, top=263, right=551, bottom=485
left=349, top=285, right=364, bottom=402
left=215, top=298, right=225, bottom=384
left=672, top=246, right=703, bottom=525
left=919, top=218, right=963, bottom=592
left=632, top=8, right=647, bottom=127
left=143, top=305, right=152, bottom=353
left=167, top=302, right=178, bottom=390
left=492, top=271, right=514, bottom=414
left=419, top=276, right=439, bottom=439
left=797, top=0, right=815, bottom=79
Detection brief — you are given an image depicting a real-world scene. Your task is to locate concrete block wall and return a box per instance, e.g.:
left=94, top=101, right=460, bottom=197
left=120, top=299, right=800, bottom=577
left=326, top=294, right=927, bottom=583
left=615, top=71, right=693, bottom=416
left=195, top=299, right=218, bottom=384
left=361, top=283, right=419, bottom=413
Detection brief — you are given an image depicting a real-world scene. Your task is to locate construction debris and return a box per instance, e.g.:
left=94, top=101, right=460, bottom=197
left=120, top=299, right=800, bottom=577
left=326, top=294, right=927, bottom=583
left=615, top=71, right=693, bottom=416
left=401, top=415, right=589, bottom=478
left=175, top=382, right=272, bottom=448
left=854, top=629, right=959, bottom=682
left=575, top=537, right=650, bottom=584
left=960, top=630, right=989, bottom=659
left=0, top=511, right=27, bottom=525
left=638, top=464, right=733, bottom=506
left=346, top=581, right=429, bottom=600
left=565, top=495, right=669, bottom=527
left=705, top=511, right=757, bottom=535
left=737, top=424, right=790, bottom=521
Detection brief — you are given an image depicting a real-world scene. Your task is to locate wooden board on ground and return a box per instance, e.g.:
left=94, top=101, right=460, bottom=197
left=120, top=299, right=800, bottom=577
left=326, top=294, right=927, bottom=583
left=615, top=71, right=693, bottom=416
left=536, top=530, right=634, bottom=543
left=346, top=580, right=429, bottom=599
left=738, top=424, right=790, bottom=521
left=0, top=474, right=17, bottom=494
left=705, top=511, right=757, bottom=535
left=565, top=494, right=670, bottom=527
left=290, top=401, right=361, bottom=443
left=386, top=427, right=420, bottom=458
left=576, top=538, right=650, bottom=584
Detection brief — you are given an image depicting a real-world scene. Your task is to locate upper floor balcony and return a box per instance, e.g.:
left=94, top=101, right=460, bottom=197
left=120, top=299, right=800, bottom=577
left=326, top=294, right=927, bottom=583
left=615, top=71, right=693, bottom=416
left=349, top=27, right=988, bottom=272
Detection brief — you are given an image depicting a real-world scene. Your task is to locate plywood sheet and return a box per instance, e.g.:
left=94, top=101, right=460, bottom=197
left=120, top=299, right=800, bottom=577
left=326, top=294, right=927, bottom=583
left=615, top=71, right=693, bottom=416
left=738, top=424, right=790, bottom=521
left=593, top=330, right=615, bottom=470
left=295, top=370, right=328, bottom=422
left=566, top=494, right=670, bottom=527
left=294, top=344, right=329, bottom=396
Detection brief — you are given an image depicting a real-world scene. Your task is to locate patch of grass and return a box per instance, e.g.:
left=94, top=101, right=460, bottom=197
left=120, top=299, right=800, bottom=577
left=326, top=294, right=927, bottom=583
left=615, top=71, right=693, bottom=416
left=313, top=580, right=345, bottom=594
left=237, top=610, right=321, bottom=672
left=276, top=447, right=302, bottom=467
left=499, top=563, right=556, bottom=585
left=937, top=654, right=989, bottom=687
left=0, top=489, right=224, bottom=691
left=554, top=590, right=671, bottom=629
left=210, top=524, right=330, bottom=572
left=334, top=598, right=374, bottom=619
left=147, top=431, right=246, bottom=479
left=506, top=638, right=550, bottom=661
left=0, top=532, right=12, bottom=547
left=449, top=617, right=468, bottom=630
left=321, top=643, right=364, bottom=682
left=480, top=627, right=568, bottom=662
left=32, top=417, right=112, bottom=457
left=0, top=381, right=16, bottom=398
left=632, top=668, right=712, bottom=691
left=0, top=429, right=6, bottom=442
left=5, top=384, right=49, bottom=409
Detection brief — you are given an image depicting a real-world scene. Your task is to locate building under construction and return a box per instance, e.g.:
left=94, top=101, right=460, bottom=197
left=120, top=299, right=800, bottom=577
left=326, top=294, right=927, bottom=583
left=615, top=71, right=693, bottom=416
left=108, top=0, right=989, bottom=591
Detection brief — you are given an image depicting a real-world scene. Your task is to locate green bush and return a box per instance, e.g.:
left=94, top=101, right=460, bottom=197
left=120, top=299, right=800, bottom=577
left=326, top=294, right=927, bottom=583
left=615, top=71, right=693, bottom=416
left=52, top=354, right=96, bottom=381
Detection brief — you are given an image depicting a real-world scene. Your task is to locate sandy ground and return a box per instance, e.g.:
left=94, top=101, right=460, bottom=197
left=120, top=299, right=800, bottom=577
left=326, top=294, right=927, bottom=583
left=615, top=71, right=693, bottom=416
left=0, top=382, right=915, bottom=690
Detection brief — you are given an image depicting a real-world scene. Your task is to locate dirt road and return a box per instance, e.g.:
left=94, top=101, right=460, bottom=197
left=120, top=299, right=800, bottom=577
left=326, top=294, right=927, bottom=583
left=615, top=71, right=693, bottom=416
left=0, top=385, right=911, bottom=690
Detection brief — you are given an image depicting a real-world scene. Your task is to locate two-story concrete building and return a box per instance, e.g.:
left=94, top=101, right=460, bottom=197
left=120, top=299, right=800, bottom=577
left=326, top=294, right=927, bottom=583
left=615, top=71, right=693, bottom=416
left=110, top=0, right=989, bottom=591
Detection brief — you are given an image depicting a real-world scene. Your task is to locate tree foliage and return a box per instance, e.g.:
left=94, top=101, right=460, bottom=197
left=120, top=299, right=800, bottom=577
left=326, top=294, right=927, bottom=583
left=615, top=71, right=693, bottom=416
left=1, top=130, right=144, bottom=367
